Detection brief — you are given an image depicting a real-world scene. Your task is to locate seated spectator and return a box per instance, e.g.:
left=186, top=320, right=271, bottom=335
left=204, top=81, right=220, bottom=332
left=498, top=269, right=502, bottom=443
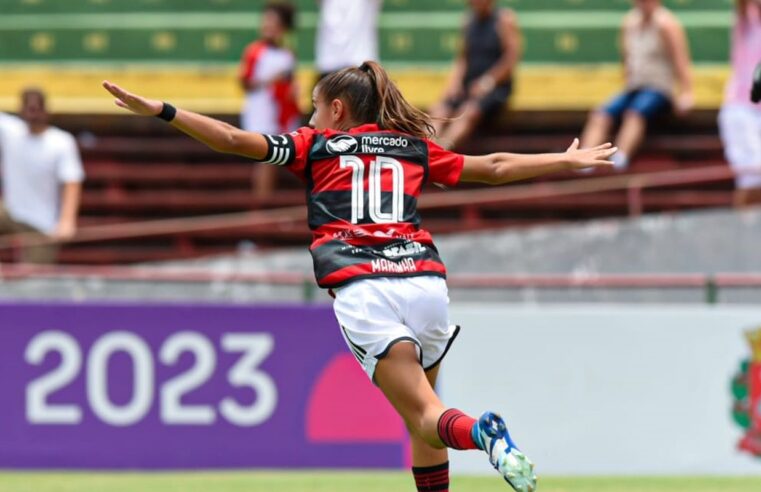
left=719, top=0, right=761, bottom=208
left=239, top=1, right=300, bottom=199
left=315, top=0, right=382, bottom=80
left=430, top=0, right=521, bottom=151
left=580, top=0, right=694, bottom=170
left=0, top=88, right=84, bottom=263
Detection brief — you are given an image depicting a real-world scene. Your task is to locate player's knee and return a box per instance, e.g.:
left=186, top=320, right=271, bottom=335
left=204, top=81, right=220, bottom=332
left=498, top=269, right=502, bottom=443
left=389, top=401, right=426, bottom=437
left=403, top=414, right=427, bottom=437
left=404, top=406, right=444, bottom=441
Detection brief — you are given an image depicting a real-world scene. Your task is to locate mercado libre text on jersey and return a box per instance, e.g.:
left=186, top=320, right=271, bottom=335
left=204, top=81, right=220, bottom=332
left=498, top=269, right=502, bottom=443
left=259, top=124, right=464, bottom=289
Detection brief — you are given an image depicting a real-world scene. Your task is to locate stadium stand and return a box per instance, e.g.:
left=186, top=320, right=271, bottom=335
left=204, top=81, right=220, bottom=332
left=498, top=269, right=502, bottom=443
left=0, top=0, right=737, bottom=263
left=0, top=0, right=732, bottom=110
left=0, top=0, right=731, bottom=64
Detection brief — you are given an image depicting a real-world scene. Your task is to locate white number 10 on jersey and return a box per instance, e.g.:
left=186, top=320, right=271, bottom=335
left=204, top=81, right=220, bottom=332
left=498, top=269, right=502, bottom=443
left=340, top=155, right=405, bottom=224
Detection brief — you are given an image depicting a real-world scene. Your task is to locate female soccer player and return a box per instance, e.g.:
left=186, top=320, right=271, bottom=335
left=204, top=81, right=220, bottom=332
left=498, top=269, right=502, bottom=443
left=103, top=62, right=615, bottom=492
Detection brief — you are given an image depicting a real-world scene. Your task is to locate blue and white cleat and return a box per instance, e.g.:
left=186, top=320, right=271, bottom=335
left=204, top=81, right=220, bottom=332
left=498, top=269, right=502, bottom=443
left=473, top=411, right=537, bottom=492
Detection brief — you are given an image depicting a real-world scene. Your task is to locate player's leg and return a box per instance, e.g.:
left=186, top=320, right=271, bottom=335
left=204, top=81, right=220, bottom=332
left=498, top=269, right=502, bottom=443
left=403, top=277, right=455, bottom=490
left=380, top=275, right=465, bottom=451
left=408, top=364, right=451, bottom=492
left=334, top=278, right=535, bottom=491
left=374, top=342, right=447, bottom=448
left=410, top=364, right=448, bottom=465
left=332, top=278, right=450, bottom=452
left=375, top=343, right=536, bottom=492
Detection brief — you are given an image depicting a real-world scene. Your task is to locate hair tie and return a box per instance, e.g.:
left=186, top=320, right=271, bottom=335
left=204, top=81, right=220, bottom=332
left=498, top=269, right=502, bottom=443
left=360, top=63, right=376, bottom=88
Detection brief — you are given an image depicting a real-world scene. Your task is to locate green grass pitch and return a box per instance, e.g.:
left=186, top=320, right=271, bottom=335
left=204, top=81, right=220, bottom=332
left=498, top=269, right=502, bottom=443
left=1, top=472, right=761, bottom=492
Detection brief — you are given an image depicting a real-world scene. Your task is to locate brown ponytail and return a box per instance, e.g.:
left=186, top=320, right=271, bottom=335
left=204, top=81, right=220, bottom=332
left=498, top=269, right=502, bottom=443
left=315, top=61, right=435, bottom=139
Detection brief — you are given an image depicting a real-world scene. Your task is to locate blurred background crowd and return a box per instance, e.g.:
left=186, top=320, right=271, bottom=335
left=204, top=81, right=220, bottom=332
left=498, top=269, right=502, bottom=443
left=0, top=0, right=759, bottom=267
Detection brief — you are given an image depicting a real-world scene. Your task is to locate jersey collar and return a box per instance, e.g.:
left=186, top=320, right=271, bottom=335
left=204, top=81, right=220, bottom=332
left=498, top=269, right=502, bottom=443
left=349, top=123, right=380, bottom=133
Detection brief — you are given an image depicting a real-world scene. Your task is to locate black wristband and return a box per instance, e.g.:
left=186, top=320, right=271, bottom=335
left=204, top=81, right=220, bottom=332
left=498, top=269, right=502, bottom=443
left=156, top=102, right=177, bottom=122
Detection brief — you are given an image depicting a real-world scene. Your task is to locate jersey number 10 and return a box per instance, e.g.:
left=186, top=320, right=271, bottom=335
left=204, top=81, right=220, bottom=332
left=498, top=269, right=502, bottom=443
left=340, top=155, right=405, bottom=224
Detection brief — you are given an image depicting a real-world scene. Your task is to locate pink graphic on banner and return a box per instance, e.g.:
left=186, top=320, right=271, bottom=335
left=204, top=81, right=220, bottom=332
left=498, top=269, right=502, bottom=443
left=306, top=353, right=406, bottom=443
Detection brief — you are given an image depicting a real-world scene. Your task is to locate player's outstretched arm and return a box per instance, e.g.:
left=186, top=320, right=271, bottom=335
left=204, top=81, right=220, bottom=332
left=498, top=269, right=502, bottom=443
left=459, top=139, right=616, bottom=185
left=102, top=81, right=269, bottom=160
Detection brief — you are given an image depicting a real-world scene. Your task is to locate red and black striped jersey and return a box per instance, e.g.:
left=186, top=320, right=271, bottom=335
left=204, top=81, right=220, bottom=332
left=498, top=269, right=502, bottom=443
left=260, top=123, right=464, bottom=288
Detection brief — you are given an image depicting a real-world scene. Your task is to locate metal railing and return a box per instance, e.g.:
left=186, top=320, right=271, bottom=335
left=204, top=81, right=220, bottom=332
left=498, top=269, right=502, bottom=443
left=1, top=264, right=759, bottom=304
left=0, top=164, right=737, bottom=257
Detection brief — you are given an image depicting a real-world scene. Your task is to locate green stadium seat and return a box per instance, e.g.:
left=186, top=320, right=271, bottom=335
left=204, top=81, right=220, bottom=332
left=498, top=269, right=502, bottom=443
left=0, top=0, right=733, bottom=64
left=0, top=24, right=731, bottom=64
left=0, top=0, right=733, bottom=14
left=0, top=0, right=734, bottom=115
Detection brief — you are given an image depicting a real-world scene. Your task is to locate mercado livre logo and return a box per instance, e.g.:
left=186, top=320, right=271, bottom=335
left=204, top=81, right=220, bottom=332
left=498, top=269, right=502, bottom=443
left=732, top=327, right=761, bottom=457
left=326, top=134, right=359, bottom=154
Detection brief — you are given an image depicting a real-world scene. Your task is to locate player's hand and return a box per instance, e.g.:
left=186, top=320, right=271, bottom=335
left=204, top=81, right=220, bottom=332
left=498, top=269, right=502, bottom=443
left=564, top=138, right=616, bottom=171
left=102, top=81, right=163, bottom=116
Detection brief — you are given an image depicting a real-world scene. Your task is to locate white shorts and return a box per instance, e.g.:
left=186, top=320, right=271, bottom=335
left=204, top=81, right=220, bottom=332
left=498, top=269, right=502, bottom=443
left=719, top=104, right=761, bottom=189
left=332, top=275, right=460, bottom=382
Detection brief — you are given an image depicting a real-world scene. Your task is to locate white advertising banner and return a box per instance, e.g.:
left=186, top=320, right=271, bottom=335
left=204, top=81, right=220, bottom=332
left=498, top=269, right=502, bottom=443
left=441, top=305, right=761, bottom=475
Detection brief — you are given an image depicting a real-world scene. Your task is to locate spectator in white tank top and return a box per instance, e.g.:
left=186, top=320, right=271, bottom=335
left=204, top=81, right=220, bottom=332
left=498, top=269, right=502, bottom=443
left=0, top=88, right=84, bottom=263
left=315, top=0, right=382, bottom=79
left=719, top=0, right=761, bottom=207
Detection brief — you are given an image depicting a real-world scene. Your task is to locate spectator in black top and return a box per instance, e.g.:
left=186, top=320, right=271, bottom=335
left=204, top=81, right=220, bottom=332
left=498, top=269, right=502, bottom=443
left=430, top=0, right=522, bottom=151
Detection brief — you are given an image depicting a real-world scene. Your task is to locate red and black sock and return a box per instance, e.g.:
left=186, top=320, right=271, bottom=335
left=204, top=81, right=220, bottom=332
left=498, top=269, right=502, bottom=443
left=437, top=408, right=479, bottom=450
left=412, top=461, right=449, bottom=492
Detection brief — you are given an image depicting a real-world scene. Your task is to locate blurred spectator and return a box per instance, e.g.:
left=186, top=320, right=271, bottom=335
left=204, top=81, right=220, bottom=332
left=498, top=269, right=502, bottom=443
left=239, top=1, right=300, bottom=199
left=0, top=88, right=84, bottom=263
left=580, top=0, right=693, bottom=171
left=430, top=0, right=521, bottom=151
left=719, top=0, right=761, bottom=208
left=315, top=0, right=382, bottom=80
